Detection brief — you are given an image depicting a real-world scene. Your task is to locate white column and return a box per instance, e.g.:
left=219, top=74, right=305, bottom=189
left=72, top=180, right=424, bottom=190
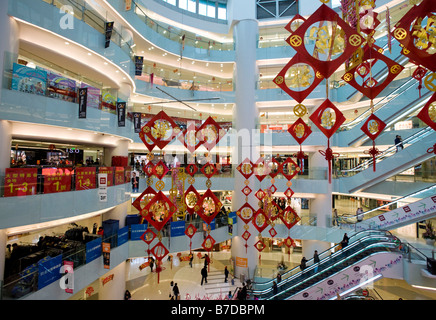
left=229, top=0, right=259, bottom=280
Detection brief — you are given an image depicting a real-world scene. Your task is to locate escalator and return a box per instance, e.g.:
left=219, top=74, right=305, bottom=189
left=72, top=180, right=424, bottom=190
left=250, top=230, right=402, bottom=300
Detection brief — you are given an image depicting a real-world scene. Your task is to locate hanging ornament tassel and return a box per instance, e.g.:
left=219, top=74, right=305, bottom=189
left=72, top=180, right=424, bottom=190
left=318, top=140, right=339, bottom=184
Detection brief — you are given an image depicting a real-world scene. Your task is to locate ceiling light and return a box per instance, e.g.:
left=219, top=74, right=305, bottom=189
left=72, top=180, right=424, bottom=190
left=65, top=42, right=69, bottom=45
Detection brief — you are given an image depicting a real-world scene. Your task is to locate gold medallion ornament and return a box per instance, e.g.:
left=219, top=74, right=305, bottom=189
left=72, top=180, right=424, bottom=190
left=289, top=35, right=303, bottom=47
left=275, top=76, right=284, bottom=85
left=393, top=28, right=407, bottom=40
left=343, top=72, right=354, bottom=82
left=188, top=177, right=196, bottom=185
left=390, top=65, right=402, bottom=74
left=155, top=180, right=165, bottom=190
left=349, top=34, right=363, bottom=47
left=244, top=224, right=250, bottom=231
left=424, top=73, right=436, bottom=91
left=293, top=104, right=307, bottom=117
left=146, top=177, right=153, bottom=186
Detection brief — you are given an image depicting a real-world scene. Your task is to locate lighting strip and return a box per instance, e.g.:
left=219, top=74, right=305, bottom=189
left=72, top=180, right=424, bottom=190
left=329, top=274, right=383, bottom=300
left=412, top=285, right=436, bottom=292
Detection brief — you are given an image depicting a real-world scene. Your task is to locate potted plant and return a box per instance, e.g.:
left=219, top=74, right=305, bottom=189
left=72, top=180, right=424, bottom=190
left=422, top=221, right=436, bottom=245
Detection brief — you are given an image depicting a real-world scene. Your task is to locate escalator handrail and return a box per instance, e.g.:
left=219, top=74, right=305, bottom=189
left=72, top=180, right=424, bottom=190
left=341, top=126, right=434, bottom=173
left=250, top=230, right=394, bottom=292
left=263, top=241, right=400, bottom=300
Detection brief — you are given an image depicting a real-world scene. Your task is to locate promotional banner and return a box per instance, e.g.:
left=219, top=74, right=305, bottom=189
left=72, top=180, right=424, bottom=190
left=117, top=226, right=129, bottom=246
left=133, top=112, right=142, bottom=133
left=47, top=72, right=76, bottom=102
left=86, top=237, right=102, bottom=263
left=98, top=173, right=108, bottom=202
left=78, top=87, right=87, bottom=118
left=134, top=56, right=144, bottom=76
left=104, top=21, right=114, bottom=48
left=11, top=63, right=47, bottom=96
left=42, top=168, right=73, bottom=194
left=98, top=167, right=113, bottom=186
left=80, top=83, right=100, bottom=110
left=131, top=224, right=148, bottom=240
left=75, top=166, right=96, bottom=190
left=102, top=242, right=110, bottom=269
left=37, top=254, right=62, bottom=290
left=4, top=168, right=38, bottom=197
left=170, top=220, right=186, bottom=237
left=117, top=101, right=126, bottom=127
left=114, top=167, right=125, bottom=185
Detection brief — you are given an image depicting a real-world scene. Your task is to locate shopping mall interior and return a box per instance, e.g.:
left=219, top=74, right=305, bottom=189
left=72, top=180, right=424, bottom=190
left=1, top=0, right=436, bottom=305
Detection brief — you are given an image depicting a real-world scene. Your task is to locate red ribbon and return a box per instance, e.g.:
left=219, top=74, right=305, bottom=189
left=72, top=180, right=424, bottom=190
left=318, top=141, right=339, bottom=183
left=364, top=146, right=381, bottom=172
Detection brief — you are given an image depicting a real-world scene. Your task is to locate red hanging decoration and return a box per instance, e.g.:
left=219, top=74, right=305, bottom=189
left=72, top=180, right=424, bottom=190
left=309, top=99, right=345, bottom=183
left=360, top=113, right=387, bottom=172
left=185, top=224, right=197, bottom=253
left=143, top=110, right=181, bottom=149
left=151, top=241, right=169, bottom=283
left=412, top=65, right=428, bottom=98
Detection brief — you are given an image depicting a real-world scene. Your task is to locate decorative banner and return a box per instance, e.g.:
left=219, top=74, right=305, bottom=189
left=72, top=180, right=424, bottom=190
left=286, top=4, right=364, bottom=78
left=4, top=168, right=38, bottom=197
left=75, top=166, right=96, bottom=190
left=37, top=254, right=62, bottom=290
left=393, top=0, right=436, bottom=72
left=417, top=91, right=436, bottom=131
left=42, top=168, right=73, bottom=194
left=98, top=173, right=108, bottom=202
left=252, top=209, right=269, bottom=233
left=63, top=261, right=74, bottom=294
left=47, top=72, right=77, bottom=102
left=184, top=184, right=201, bottom=215
left=104, top=21, right=114, bottom=48
left=280, top=207, right=301, bottom=229
left=102, top=242, right=110, bottom=269
left=198, top=189, right=222, bottom=225
left=80, top=83, right=100, bottom=110
left=143, top=191, right=177, bottom=231
left=309, top=99, right=345, bottom=183
left=143, top=111, right=181, bottom=149
left=151, top=241, right=170, bottom=283
left=236, top=158, right=254, bottom=180
left=133, top=112, right=142, bottom=133
left=202, top=234, right=216, bottom=252
left=196, top=116, right=226, bottom=151
left=134, top=56, right=144, bottom=76
left=117, top=102, right=126, bottom=127
left=78, top=88, right=87, bottom=119
left=132, top=186, right=157, bottom=214
left=114, top=167, right=125, bottom=185
left=102, top=90, right=117, bottom=114
left=237, top=202, right=256, bottom=224
left=185, top=224, right=197, bottom=252
left=273, top=53, right=324, bottom=103
left=98, top=167, right=114, bottom=187
left=86, top=237, right=102, bottom=263
left=11, top=63, right=47, bottom=96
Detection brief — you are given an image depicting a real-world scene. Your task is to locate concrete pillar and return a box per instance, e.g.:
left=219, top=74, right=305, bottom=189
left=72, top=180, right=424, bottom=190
left=229, top=0, right=259, bottom=281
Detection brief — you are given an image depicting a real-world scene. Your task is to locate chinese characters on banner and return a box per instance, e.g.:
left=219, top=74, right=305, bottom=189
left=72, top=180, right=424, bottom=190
left=4, top=168, right=38, bottom=197
left=42, top=168, right=73, bottom=194
left=75, top=167, right=96, bottom=190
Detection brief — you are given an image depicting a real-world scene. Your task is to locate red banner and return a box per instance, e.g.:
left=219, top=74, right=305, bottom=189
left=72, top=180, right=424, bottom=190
left=4, top=168, right=38, bottom=197
left=114, top=167, right=125, bottom=185
left=75, top=167, right=96, bottom=190
left=43, top=168, right=73, bottom=194
left=98, top=167, right=114, bottom=186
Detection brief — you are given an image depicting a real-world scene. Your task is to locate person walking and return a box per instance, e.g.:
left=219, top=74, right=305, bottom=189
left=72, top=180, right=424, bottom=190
left=173, top=283, right=180, bottom=300
left=300, top=257, right=308, bottom=271
left=189, top=253, right=193, bottom=268
left=341, top=233, right=349, bottom=248
left=394, top=135, right=403, bottom=152
left=356, top=207, right=364, bottom=222
left=201, top=266, right=208, bottom=285
left=333, top=208, right=339, bottom=226
left=272, top=281, right=278, bottom=297
left=224, top=266, right=229, bottom=283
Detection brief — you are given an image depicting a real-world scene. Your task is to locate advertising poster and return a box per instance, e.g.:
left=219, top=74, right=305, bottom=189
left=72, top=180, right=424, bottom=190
left=80, top=83, right=101, bottom=110
left=75, top=166, right=96, bottom=190
left=86, top=237, right=102, bottom=263
left=98, top=167, right=114, bottom=186
left=117, top=226, right=129, bottom=246
left=131, top=223, right=148, bottom=240
left=133, top=112, right=141, bottom=133
left=101, top=90, right=117, bottom=114
left=171, top=220, right=186, bottom=237
left=78, top=87, right=87, bottom=118
left=104, top=21, right=114, bottom=48
left=117, top=101, right=126, bottom=127
left=134, top=56, right=144, bottom=76
left=98, top=173, right=108, bottom=202
left=102, top=242, right=110, bottom=269
left=11, top=63, right=47, bottom=96
left=47, top=72, right=77, bottom=102
left=4, top=168, right=38, bottom=197
left=42, top=168, right=73, bottom=194
left=114, top=167, right=125, bottom=185
left=37, top=254, right=62, bottom=290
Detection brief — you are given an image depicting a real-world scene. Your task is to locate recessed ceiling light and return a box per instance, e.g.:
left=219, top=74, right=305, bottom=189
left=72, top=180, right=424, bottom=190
left=115, top=70, right=119, bottom=73
left=65, top=42, right=69, bottom=45
left=104, top=62, right=108, bottom=65
left=88, top=52, right=92, bottom=56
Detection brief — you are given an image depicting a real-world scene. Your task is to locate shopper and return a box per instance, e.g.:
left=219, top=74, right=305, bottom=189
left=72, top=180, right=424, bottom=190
left=227, top=291, right=232, bottom=300
left=201, top=266, right=208, bottom=285
left=300, top=257, right=308, bottom=271
left=313, top=250, right=320, bottom=273
left=224, top=266, right=229, bottom=283
left=149, top=257, right=155, bottom=272
left=277, top=272, right=281, bottom=284
left=240, top=283, right=247, bottom=300
left=272, top=281, right=278, bottom=296
left=201, top=253, right=210, bottom=268
left=356, top=207, right=364, bottom=222
left=394, top=135, right=403, bottom=152
left=189, top=253, right=193, bottom=268
left=173, top=283, right=180, bottom=300
left=341, top=233, right=350, bottom=248
left=131, top=172, right=139, bottom=193
left=124, top=289, right=132, bottom=300
left=333, top=208, right=339, bottom=226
